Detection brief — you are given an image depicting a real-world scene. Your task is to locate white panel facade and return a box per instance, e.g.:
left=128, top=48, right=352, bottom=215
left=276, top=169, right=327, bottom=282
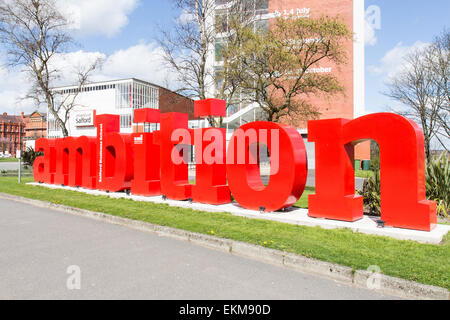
left=47, top=79, right=159, bottom=138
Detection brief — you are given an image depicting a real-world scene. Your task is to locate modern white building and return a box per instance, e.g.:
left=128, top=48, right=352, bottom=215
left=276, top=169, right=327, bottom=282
left=47, top=78, right=198, bottom=139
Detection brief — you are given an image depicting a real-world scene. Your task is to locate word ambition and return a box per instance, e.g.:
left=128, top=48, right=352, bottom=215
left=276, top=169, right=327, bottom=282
left=33, top=99, right=437, bottom=232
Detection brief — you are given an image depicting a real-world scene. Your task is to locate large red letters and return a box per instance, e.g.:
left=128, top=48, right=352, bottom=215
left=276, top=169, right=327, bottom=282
left=191, top=99, right=230, bottom=205
left=68, top=136, right=97, bottom=189
left=308, top=113, right=437, bottom=231
left=158, top=112, right=192, bottom=200
left=131, top=109, right=161, bottom=196
left=32, top=104, right=437, bottom=232
left=34, top=138, right=55, bottom=184
left=54, top=137, right=74, bottom=186
left=96, top=114, right=134, bottom=192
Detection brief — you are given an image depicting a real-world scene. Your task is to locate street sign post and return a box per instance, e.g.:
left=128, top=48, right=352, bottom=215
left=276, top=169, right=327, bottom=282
left=16, top=149, right=21, bottom=184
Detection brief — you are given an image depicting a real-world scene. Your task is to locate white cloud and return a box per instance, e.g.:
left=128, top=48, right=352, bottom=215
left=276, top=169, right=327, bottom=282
left=368, top=41, right=431, bottom=81
left=365, top=5, right=381, bottom=47
left=60, top=0, right=139, bottom=37
left=0, top=66, right=34, bottom=115
left=0, top=41, right=176, bottom=115
left=365, top=21, right=377, bottom=46
left=94, top=41, right=177, bottom=88
left=50, top=50, right=107, bottom=87
left=177, top=9, right=195, bottom=25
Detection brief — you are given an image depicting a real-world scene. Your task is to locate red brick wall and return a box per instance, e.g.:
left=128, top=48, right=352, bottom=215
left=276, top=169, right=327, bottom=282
left=133, top=89, right=195, bottom=133
left=24, top=113, right=47, bottom=141
left=0, top=118, right=25, bottom=155
left=159, top=88, right=195, bottom=120
left=268, top=0, right=355, bottom=127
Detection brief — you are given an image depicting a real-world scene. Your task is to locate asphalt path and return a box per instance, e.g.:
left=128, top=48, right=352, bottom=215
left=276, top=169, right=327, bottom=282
left=0, top=198, right=392, bottom=300
left=0, top=162, right=20, bottom=171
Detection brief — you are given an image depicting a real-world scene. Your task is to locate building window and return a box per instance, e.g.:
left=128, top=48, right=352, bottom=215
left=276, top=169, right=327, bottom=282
left=215, top=9, right=228, bottom=33
left=144, top=123, right=160, bottom=133
left=215, top=41, right=225, bottom=61
left=120, top=114, right=132, bottom=128
left=115, top=81, right=159, bottom=110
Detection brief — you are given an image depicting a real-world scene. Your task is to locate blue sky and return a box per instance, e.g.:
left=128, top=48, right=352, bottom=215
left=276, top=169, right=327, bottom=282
left=364, top=0, right=449, bottom=113
left=79, top=0, right=450, bottom=115
left=1, top=0, right=449, bottom=116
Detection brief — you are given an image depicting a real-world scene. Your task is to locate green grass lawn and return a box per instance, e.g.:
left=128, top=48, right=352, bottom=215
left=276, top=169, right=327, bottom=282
left=355, top=170, right=374, bottom=179
left=294, top=186, right=315, bottom=208
left=0, top=158, right=19, bottom=163
left=0, top=176, right=448, bottom=289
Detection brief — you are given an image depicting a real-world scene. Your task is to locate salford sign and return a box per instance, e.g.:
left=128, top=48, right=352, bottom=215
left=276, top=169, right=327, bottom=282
left=33, top=99, right=437, bottom=232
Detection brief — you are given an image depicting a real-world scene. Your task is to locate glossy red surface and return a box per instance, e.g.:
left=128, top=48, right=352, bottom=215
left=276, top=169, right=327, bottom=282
left=68, top=136, right=97, bottom=189
left=194, top=99, right=227, bottom=118
left=130, top=108, right=161, bottom=196
left=308, top=113, right=437, bottom=231
left=33, top=138, right=55, bottom=184
left=158, top=112, right=192, bottom=200
left=134, top=108, right=161, bottom=124
left=54, top=137, right=74, bottom=186
left=226, top=121, right=308, bottom=212
left=131, top=132, right=161, bottom=196
left=192, top=128, right=231, bottom=205
left=95, top=114, right=134, bottom=192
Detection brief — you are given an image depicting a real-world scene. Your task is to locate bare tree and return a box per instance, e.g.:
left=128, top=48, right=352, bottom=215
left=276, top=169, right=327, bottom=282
left=385, top=47, right=447, bottom=161
left=427, top=30, right=449, bottom=146
left=158, top=0, right=215, bottom=100
left=0, top=0, right=102, bottom=137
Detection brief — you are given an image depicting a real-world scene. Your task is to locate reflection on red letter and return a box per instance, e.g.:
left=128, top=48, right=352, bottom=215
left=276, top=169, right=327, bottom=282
left=308, top=113, right=437, bottom=231
left=95, top=115, right=134, bottom=192
left=33, top=138, right=56, bottom=184
left=158, top=112, right=192, bottom=200
left=226, top=122, right=307, bottom=212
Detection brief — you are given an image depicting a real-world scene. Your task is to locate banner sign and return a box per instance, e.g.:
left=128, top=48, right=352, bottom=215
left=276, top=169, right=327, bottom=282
left=33, top=99, right=437, bottom=232
left=74, top=110, right=95, bottom=127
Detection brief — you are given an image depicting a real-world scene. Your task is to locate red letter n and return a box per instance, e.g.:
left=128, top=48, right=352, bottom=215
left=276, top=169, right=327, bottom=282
left=308, top=113, right=436, bottom=231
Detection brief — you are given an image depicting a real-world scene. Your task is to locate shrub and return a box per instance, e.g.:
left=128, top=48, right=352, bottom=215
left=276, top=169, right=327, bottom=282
left=426, top=155, right=449, bottom=218
left=22, top=147, right=42, bottom=167
left=370, top=141, right=380, bottom=172
left=358, top=154, right=449, bottom=219
left=369, top=156, right=380, bottom=172
left=358, top=170, right=381, bottom=216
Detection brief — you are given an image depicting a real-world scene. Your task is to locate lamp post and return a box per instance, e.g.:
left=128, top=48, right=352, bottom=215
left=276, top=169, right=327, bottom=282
left=16, top=149, right=21, bottom=184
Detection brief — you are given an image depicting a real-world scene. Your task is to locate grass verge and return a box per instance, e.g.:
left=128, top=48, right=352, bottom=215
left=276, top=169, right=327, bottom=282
left=355, top=170, right=374, bottom=179
left=294, top=186, right=315, bottom=208
left=0, top=176, right=448, bottom=290
left=0, top=158, right=19, bottom=163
